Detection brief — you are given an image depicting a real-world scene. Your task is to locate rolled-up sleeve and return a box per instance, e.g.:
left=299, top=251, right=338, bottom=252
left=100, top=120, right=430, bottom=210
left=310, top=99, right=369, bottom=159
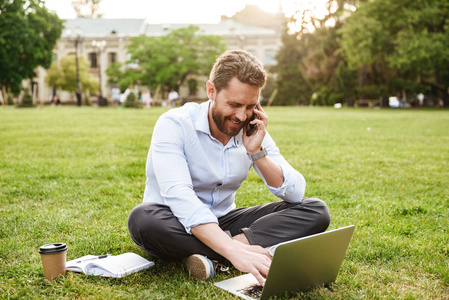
left=252, top=133, right=306, bottom=202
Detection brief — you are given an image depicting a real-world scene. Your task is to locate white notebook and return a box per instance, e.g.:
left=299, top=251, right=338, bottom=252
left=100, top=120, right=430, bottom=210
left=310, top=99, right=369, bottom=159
left=66, top=252, right=154, bottom=278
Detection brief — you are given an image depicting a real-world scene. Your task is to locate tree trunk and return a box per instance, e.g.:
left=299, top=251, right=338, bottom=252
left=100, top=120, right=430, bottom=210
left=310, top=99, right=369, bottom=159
left=380, top=96, right=389, bottom=108
left=1, top=86, right=7, bottom=106
left=358, top=64, right=369, bottom=98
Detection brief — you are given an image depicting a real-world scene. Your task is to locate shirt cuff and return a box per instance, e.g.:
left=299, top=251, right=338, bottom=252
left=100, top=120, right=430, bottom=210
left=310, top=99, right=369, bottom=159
left=183, top=208, right=219, bottom=234
left=266, top=165, right=305, bottom=202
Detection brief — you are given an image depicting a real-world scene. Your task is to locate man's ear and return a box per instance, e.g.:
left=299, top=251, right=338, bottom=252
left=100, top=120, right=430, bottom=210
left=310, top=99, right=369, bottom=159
left=206, top=81, right=215, bottom=101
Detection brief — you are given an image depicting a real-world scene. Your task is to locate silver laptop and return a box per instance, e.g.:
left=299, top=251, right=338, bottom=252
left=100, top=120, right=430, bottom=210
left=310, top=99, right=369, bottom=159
left=214, top=225, right=355, bottom=300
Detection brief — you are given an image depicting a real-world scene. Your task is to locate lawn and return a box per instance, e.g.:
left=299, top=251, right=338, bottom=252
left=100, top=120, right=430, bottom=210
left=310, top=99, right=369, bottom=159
left=0, top=105, right=448, bottom=299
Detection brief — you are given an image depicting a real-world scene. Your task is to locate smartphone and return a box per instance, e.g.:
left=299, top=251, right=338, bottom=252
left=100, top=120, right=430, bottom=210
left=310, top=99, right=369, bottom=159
left=246, top=113, right=257, bottom=136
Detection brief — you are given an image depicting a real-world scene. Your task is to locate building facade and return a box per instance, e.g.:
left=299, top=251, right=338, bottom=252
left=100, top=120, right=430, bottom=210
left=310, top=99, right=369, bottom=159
left=36, top=9, right=282, bottom=104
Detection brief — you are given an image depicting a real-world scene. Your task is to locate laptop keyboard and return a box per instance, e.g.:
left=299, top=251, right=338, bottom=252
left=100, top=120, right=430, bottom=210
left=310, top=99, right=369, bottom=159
left=238, top=284, right=263, bottom=298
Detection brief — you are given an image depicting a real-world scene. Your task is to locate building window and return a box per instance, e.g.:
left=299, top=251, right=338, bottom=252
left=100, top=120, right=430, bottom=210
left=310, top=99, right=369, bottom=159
left=89, top=52, right=98, bottom=68
left=264, top=49, right=276, bottom=66
left=108, top=52, right=117, bottom=64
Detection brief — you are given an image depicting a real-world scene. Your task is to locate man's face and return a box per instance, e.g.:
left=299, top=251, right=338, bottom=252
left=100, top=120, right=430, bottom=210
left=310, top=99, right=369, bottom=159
left=208, top=77, right=260, bottom=137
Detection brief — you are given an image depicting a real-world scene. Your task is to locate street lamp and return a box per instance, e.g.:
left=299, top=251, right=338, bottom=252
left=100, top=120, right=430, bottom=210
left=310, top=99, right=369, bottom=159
left=91, top=40, right=107, bottom=106
left=74, top=27, right=83, bottom=106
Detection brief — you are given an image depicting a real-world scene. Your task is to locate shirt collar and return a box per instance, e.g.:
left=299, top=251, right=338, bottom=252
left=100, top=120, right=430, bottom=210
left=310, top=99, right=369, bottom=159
left=195, top=100, right=212, bottom=135
left=195, top=100, right=243, bottom=148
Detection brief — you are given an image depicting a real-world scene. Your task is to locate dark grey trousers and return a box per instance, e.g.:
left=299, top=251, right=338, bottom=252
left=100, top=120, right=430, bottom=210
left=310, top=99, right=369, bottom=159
left=128, top=198, right=331, bottom=262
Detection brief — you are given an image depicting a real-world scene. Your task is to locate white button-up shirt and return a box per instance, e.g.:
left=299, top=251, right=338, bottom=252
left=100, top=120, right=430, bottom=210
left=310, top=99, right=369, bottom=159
left=143, top=100, right=306, bottom=233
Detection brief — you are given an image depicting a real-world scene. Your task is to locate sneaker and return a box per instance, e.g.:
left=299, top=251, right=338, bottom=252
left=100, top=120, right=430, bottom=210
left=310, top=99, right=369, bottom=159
left=183, top=254, right=215, bottom=280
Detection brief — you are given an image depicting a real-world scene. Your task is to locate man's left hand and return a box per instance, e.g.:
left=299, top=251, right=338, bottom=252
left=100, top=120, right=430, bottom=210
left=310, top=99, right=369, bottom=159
left=243, top=102, right=268, bottom=154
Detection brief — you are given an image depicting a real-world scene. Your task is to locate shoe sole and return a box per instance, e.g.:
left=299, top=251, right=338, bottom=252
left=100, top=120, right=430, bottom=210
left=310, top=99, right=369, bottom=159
left=183, top=254, right=213, bottom=280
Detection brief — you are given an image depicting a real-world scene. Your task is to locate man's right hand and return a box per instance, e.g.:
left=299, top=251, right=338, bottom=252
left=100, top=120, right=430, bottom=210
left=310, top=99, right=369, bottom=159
left=191, top=223, right=272, bottom=286
left=226, top=240, right=272, bottom=286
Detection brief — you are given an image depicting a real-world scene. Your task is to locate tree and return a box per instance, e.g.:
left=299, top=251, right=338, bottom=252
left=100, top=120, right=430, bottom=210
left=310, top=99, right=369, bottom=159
left=122, top=92, right=142, bottom=108
left=0, top=0, right=64, bottom=103
left=274, top=1, right=360, bottom=106
left=274, top=23, right=313, bottom=105
left=124, top=26, right=226, bottom=95
left=339, top=0, right=449, bottom=106
left=45, top=54, right=98, bottom=103
left=106, top=62, right=141, bottom=93
left=18, top=89, right=35, bottom=107
left=72, top=0, right=103, bottom=18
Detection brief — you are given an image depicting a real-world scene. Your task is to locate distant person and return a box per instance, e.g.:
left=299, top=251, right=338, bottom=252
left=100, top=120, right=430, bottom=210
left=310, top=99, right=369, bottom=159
left=127, top=50, right=330, bottom=286
left=417, top=93, right=424, bottom=106
left=111, top=86, right=121, bottom=106
left=142, top=89, right=152, bottom=108
left=400, top=90, right=407, bottom=107
left=168, top=89, right=179, bottom=107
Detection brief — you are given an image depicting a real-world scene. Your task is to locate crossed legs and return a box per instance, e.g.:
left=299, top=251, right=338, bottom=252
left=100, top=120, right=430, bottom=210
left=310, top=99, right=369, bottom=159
left=128, top=197, right=331, bottom=262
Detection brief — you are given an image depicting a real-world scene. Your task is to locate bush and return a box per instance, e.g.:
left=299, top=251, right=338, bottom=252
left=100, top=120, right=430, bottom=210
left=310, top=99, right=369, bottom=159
left=18, top=90, right=35, bottom=108
left=310, top=86, right=344, bottom=106
left=123, top=92, right=142, bottom=108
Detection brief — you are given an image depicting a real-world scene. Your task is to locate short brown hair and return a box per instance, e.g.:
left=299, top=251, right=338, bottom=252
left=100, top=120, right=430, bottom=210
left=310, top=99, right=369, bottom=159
left=209, top=50, right=267, bottom=93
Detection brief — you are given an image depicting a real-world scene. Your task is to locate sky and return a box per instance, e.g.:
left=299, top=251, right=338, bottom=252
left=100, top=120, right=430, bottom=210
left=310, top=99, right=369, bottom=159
left=44, top=0, right=292, bottom=24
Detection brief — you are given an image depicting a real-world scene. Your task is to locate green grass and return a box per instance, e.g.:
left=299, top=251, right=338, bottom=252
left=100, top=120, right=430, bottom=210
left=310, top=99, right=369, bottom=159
left=1, top=106, right=448, bottom=299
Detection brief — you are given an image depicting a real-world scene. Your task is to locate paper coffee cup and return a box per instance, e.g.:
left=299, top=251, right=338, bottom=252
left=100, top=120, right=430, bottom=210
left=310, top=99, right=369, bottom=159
left=39, top=243, right=67, bottom=280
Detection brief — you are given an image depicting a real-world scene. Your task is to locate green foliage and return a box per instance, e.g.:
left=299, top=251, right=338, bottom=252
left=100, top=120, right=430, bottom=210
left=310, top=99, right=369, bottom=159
left=45, top=54, right=99, bottom=95
left=106, top=62, right=141, bottom=93
left=0, top=0, right=64, bottom=92
left=274, top=0, right=449, bottom=106
left=338, top=13, right=388, bottom=70
left=122, top=92, right=142, bottom=108
left=311, top=85, right=348, bottom=106
left=126, top=26, right=226, bottom=91
left=273, top=28, right=312, bottom=105
left=275, top=6, right=360, bottom=106
left=0, top=107, right=448, bottom=298
left=339, top=0, right=449, bottom=106
left=357, top=85, right=384, bottom=100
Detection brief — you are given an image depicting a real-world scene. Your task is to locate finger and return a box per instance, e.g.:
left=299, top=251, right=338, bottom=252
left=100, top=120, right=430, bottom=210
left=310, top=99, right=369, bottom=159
left=255, top=253, right=272, bottom=271
left=253, top=270, right=267, bottom=286
left=253, top=109, right=268, bottom=126
left=248, top=245, right=272, bottom=259
left=258, top=262, right=271, bottom=280
left=254, top=120, right=266, bottom=133
left=263, top=256, right=272, bottom=268
left=254, top=108, right=266, bottom=119
left=256, top=102, right=267, bottom=115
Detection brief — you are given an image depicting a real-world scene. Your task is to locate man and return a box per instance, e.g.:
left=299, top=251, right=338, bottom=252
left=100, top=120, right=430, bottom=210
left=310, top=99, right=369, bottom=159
left=168, top=88, right=179, bottom=107
left=128, top=50, right=330, bottom=286
left=111, top=86, right=121, bottom=106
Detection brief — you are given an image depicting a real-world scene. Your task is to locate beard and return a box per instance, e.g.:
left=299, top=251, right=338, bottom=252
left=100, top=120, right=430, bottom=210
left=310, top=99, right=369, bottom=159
left=211, top=104, right=248, bottom=137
